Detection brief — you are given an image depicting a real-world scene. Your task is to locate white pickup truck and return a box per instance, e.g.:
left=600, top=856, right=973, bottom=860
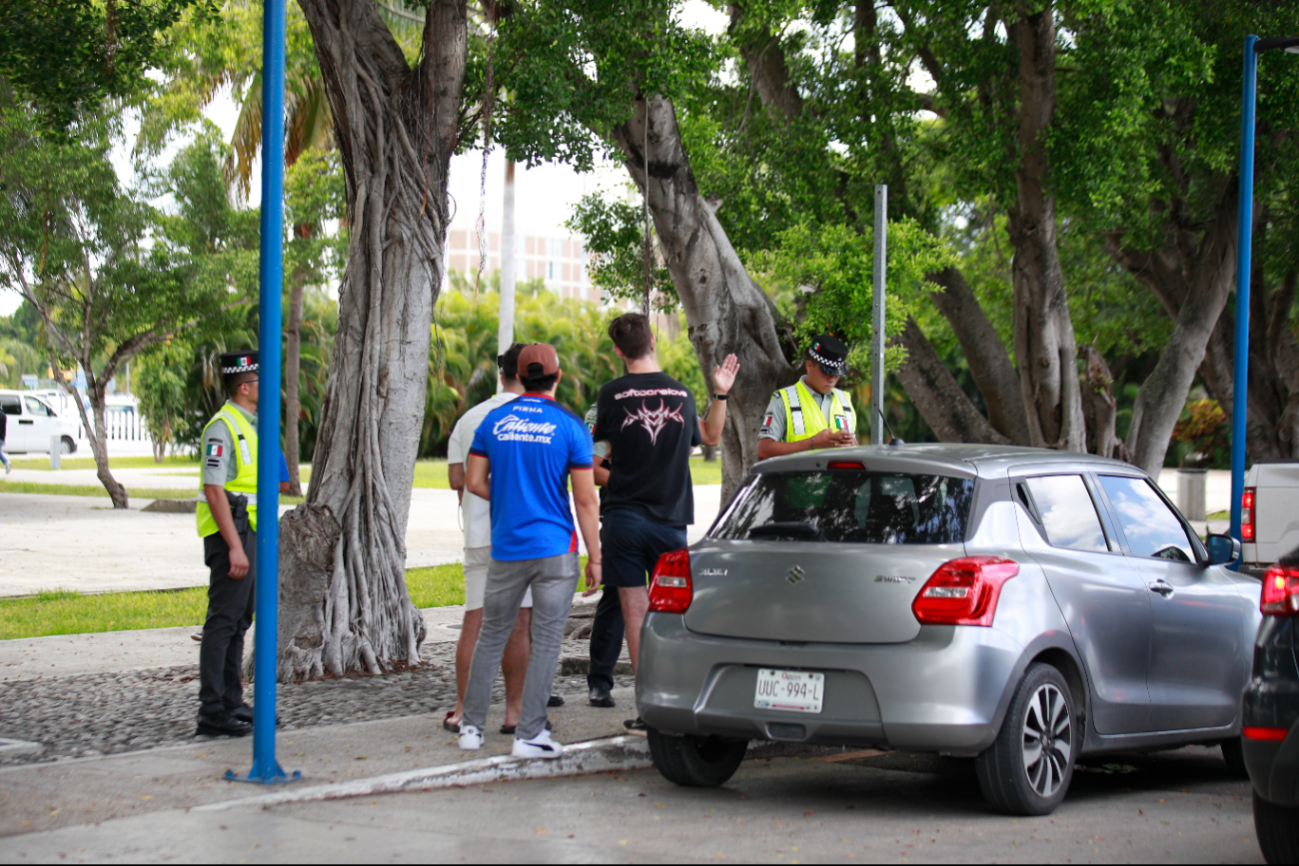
left=1241, top=460, right=1299, bottom=570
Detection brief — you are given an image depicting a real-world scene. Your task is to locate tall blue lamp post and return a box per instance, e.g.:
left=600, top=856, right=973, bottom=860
left=1230, top=34, right=1299, bottom=562
left=227, top=0, right=298, bottom=785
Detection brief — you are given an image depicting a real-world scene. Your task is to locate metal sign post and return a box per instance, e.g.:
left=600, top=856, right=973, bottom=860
left=228, top=0, right=297, bottom=785
left=871, top=185, right=887, bottom=445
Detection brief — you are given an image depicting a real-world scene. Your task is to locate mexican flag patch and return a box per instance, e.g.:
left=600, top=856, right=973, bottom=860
left=206, top=443, right=223, bottom=457
left=763, top=414, right=774, bottom=427
left=833, top=416, right=846, bottom=431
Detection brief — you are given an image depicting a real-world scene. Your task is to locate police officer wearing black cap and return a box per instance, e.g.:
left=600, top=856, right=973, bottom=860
left=757, top=334, right=858, bottom=459
left=194, top=351, right=261, bottom=737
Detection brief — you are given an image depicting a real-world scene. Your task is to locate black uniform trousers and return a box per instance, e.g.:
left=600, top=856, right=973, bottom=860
left=198, top=529, right=256, bottom=718
left=587, top=586, right=624, bottom=692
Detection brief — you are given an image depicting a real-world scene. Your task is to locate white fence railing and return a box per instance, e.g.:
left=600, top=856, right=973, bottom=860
left=83, top=408, right=147, bottom=442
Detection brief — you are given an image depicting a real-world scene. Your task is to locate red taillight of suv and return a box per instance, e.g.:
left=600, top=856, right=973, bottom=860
left=648, top=549, right=693, bottom=614
left=1261, top=565, right=1299, bottom=616
left=1242, top=488, right=1256, bottom=541
left=912, top=557, right=1019, bottom=627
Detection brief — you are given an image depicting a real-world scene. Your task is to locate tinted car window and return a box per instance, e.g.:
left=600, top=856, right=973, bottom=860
left=1025, top=475, right=1109, bottom=553
left=1, top=396, right=19, bottom=416
left=712, top=471, right=975, bottom=544
left=23, top=397, right=49, bottom=417
left=1098, top=475, right=1196, bottom=562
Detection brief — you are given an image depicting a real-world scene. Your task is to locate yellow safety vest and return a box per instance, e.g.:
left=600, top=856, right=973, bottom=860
left=777, top=380, right=856, bottom=443
left=196, top=403, right=258, bottom=537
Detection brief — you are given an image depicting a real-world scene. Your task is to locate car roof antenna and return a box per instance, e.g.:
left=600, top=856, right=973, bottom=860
left=877, top=407, right=905, bottom=447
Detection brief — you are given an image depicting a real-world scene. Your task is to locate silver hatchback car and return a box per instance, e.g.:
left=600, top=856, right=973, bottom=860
left=637, top=444, right=1262, bottom=815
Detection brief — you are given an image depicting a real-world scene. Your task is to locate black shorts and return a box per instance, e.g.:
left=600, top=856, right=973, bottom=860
left=600, top=508, right=688, bottom=589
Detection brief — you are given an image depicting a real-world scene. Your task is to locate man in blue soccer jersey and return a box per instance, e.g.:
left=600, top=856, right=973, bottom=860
left=461, top=344, right=603, bottom=759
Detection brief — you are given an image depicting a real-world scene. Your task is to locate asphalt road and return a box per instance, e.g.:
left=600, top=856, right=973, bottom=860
left=0, top=744, right=1263, bottom=863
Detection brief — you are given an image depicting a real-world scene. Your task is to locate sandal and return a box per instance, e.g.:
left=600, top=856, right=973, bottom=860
left=442, top=711, right=461, bottom=734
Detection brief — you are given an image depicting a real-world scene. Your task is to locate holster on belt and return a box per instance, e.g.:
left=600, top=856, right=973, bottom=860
left=224, top=490, right=251, bottom=538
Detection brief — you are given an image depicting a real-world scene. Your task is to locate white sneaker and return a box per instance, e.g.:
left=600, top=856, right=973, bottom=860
left=458, top=724, right=483, bottom=751
left=512, top=728, right=564, bottom=760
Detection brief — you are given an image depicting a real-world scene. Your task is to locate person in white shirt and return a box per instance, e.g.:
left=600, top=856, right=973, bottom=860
left=443, top=344, right=534, bottom=735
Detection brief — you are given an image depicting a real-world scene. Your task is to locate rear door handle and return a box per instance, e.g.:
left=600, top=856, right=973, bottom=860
left=18, top=419, right=33, bottom=425
left=1149, top=579, right=1175, bottom=597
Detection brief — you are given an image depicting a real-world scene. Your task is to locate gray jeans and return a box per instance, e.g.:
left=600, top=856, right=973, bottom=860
left=463, top=551, right=579, bottom=739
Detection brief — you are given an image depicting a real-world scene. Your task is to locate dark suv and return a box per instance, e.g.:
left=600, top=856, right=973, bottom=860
left=1243, top=547, right=1299, bottom=863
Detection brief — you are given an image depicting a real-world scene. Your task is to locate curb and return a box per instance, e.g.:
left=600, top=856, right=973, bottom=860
left=194, top=735, right=652, bottom=812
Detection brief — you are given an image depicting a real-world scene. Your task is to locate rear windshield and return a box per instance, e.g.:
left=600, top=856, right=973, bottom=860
left=712, top=470, right=976, bottom=544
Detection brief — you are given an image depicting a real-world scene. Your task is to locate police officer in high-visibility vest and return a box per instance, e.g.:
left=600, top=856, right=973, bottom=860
left=757, top=334, right=858, bottom=459
left=195, top=351, right=261, bottom=737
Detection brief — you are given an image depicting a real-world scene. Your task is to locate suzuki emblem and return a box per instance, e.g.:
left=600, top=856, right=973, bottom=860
left=786, top=565, right=805, bottom=585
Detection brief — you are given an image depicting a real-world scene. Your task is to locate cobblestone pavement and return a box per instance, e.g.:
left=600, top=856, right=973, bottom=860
left=0, top=638, right=633, bottom=765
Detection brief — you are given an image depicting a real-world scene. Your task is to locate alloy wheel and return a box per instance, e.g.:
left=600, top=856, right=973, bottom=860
left=1021, top=682, right=1071, bottom=798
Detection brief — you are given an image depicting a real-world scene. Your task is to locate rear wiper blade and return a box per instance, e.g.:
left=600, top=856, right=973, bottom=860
left=747, top=521, right=826, bottom=541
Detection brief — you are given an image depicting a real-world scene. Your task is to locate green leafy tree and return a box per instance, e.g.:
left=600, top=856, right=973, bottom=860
left=0, top=0, right=211, bottom=130
left=0, top=105, right=253, bottom=506
left=133, top=340, right=191, bottom=461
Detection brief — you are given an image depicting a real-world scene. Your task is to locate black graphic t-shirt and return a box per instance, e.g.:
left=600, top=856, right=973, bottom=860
left=592, top=371, right=701, bottom=526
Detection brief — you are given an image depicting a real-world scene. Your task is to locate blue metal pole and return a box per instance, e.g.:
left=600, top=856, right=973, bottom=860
left=243, top=0, right=290, bottom=784
left=1230, top=35, right=1258, bottom=563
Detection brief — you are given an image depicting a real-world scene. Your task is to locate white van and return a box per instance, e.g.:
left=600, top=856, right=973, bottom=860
left=0, top=390, right=80, bottom=454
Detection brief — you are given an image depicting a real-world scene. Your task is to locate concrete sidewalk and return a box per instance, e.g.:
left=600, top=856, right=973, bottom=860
left=0, top=686, right=643, bottom=839
left=0, top=594, right=641, bottom=840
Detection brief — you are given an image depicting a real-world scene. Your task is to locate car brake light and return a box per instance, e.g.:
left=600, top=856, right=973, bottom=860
left=912, top=557, right=1019, bottom=627
left=1261, top=565, right=1299, bottom=616
left=827, top=461, right=865, bottom=470
left=1242, top=488, right=1256, bottom=541
left=1243, top=726, right=1290, bottom=742
left=648, top=549, right=692, bottom=614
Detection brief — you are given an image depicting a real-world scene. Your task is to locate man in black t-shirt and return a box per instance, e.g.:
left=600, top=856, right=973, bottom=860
left=586, top=313, right=738, bottom=724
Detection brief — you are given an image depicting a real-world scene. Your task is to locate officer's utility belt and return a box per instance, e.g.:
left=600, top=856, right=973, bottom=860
left=195, top=492, right=257, bottom=506
left=197, top=490, right=254, bottom=537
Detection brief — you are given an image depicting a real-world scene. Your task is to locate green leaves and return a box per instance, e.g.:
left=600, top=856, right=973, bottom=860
left=754, top=219, right=954, bottom=373
left=0, top=0, right=214, bottom=131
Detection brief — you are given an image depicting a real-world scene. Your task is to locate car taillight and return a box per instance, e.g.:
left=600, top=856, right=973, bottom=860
left=1244, top=726, right=1290, bottom=742
left=912, top=557, right=1019, bottom=627
left=1242, top=488, right=1256, bottom=541
left=648, top=549, right=692, bottom=614
left=1261, top=565, right=1299, bottom=616
left=827, top=461, right=865, bottom=470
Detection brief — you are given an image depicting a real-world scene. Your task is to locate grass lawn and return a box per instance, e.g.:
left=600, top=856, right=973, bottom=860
left=1206, top=510, right=1230, bottom=521
left=0, top=565, right=468, bottom=640
left=0, top=479, right=304, bottom=505
left=10, top=455, right=201, bottom=471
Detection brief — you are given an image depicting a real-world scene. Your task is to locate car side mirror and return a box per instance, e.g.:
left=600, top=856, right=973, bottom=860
left=1206, top=533, right=1241, bottom=566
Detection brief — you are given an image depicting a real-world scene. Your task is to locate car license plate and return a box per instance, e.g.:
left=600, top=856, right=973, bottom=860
left=754, top=669, right=824, bottom=714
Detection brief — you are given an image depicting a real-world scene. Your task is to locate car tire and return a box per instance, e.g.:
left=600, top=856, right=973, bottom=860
left=1221, top=737, right=1250, bottom=779
left=60, top=436, right=76, bottom=455
left=647, top=726, right=747, bottom=788
left=1254, top=792, right=1299, bottom=864
left=976, top=662, right=1076, bottom=816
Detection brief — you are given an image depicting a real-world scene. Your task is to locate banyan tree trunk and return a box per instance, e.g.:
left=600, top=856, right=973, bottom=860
left=275, top=0, right=465, bottom=680
left=612, top=95, right=798, bottom=506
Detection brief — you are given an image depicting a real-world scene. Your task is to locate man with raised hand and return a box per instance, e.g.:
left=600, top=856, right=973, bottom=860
left=588, top=313, right=738, bottom=729
left=443, top=343, right=534, bottom=735
left=461, top=343, right=602, bottom=759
